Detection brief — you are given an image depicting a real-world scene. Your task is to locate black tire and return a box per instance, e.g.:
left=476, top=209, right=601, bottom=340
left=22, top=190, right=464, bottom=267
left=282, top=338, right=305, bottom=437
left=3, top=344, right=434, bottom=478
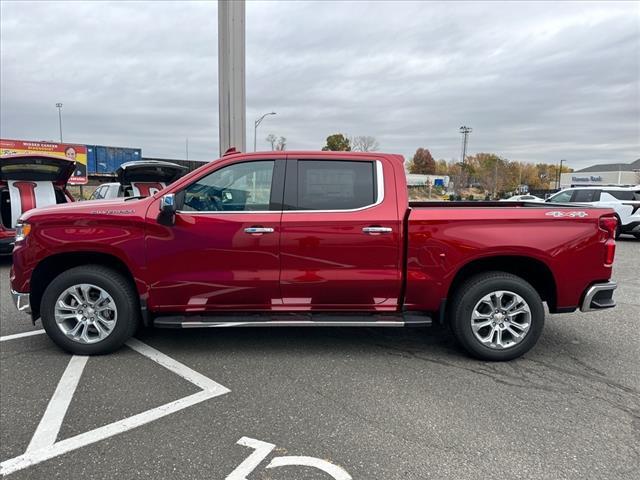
left=40, top=265, right=139, bottom=355
left=449, top=272, right=544, bottom=361
left=633, top=233, right=640, bottom=240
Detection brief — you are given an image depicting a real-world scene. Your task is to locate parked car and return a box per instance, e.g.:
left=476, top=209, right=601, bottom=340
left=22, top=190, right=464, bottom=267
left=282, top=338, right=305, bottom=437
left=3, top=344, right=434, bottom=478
left=546, top=186, right=640, bottom=238
left=501, top=194, right=544, bottom=202
left=0, top=154, right=75, bottom=254
left=88, top=160, right=187, bottom=200
left=10, top=151, right=618, bottom=360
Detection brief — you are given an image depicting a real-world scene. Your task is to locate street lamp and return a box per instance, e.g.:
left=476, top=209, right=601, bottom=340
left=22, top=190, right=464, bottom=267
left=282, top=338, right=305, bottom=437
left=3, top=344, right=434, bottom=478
left=557, top=159, right=566, bottom=189
left=254, top=112, right=276, bottom=151
left=56, top=103, right=63, bottom=142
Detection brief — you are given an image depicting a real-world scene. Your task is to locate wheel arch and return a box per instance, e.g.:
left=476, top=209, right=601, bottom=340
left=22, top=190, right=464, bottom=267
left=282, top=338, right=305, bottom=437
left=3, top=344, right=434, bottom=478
left=446, top=255, right=558, bottom=313
left=30, top=252, right=143, bottom=320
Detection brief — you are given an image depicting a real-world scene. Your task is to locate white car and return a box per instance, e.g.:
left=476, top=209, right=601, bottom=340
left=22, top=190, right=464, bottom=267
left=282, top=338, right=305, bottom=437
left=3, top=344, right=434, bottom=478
left=89, top=160, right=187, bottom=200
left=546, top=186, right=640, bottom=239
left=501, top=194, right=545, bottom=202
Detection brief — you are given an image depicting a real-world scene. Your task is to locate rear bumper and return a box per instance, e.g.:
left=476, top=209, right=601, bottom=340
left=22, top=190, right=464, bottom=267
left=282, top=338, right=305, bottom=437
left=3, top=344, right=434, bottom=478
left=580, top=281, right=617, bottom=312
left=11, top=289, right=31, bottom=314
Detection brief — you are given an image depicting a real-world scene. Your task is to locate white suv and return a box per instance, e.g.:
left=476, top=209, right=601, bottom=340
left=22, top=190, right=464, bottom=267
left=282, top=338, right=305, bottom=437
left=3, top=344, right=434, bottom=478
left=547, top=186, right=640, bottom=239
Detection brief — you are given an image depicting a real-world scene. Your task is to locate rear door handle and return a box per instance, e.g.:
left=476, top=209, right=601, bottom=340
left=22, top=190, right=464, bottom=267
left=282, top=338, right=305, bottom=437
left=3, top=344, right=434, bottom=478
left=244, top=226, right=275, bottom=235
left=362, top=226, right=393, bottom=235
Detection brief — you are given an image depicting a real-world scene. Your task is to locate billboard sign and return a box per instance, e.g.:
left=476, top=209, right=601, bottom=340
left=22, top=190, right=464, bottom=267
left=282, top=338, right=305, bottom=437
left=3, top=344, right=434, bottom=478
left=0, top=138, right=88, bottom=185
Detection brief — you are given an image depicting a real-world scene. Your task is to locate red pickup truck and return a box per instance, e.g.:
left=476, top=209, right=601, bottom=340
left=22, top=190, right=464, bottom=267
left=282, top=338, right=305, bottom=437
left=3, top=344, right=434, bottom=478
left=10, top=151, right=618, bottom=360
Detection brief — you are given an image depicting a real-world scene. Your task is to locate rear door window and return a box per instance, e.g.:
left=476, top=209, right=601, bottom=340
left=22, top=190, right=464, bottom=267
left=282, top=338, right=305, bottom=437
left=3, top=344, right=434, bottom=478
left=571, top=190, right=598, bottom=202
left=294, top=160, right=377, bottom=210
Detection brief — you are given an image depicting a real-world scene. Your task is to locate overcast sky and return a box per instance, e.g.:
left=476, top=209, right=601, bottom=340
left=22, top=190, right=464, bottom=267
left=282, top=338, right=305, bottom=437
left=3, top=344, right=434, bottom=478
left=1, top=1, right=638, bottom=169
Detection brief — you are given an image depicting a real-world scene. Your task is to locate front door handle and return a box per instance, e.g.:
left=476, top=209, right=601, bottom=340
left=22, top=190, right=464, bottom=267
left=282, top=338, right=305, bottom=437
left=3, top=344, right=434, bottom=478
left=244, top=226, right=275, bottom=235
left=362, top=226, right=393, bottom=235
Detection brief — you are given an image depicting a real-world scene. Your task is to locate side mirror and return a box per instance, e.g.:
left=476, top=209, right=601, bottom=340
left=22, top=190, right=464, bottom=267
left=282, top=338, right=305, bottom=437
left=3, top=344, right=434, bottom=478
left=157, top=193, right=176, bottom=226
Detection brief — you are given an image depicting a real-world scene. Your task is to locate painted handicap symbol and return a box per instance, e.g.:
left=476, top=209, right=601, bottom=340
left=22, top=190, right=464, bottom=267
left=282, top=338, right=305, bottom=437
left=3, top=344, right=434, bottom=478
left=227, top=436, right=352, bottom=480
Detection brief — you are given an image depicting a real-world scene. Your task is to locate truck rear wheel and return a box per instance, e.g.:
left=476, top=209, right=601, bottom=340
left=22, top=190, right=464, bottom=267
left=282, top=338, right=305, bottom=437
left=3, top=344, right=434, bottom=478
left=40, top=265, right=139, bottom=355
left=449, top=272, right=544, bottom=361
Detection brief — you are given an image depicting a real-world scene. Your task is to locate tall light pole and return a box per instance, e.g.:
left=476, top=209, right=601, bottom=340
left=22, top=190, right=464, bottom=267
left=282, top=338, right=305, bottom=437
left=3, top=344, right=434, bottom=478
left=459, top=125, right=472, bottom=164
left=218, top=0, right=246, bottom=155
left=56, top=103, right=63, bottom=142
left=556, top=159, right=566, bottom=189
left=254, top=112, right=276, bottom=151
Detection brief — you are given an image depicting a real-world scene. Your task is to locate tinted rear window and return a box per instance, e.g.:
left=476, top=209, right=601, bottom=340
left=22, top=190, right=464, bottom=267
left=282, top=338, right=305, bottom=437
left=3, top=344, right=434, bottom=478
left=604, top=190, right=639, bottom=201
left=572, top=190, right=598, bottom=202
left=297, top=160, right=376, bottom=210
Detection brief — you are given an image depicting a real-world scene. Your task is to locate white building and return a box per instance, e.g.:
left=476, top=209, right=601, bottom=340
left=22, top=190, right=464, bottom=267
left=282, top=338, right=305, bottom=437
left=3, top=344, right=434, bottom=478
left=560, top=159, right=640, bottom=188
left=405, top=173, right=450, bottom=188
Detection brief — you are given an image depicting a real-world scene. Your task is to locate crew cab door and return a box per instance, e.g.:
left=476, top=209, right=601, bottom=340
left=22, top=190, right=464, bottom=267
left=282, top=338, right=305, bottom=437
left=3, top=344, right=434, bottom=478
left=279, top=157, right=402, bottom=310
left=145, top=159, right=285, bottom=312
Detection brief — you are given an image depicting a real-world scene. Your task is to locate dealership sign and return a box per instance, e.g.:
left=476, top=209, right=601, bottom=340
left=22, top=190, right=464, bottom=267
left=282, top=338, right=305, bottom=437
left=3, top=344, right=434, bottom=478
left=572, top=175, right=603, bottom=183
left=0, top=138, right=88, bottom=185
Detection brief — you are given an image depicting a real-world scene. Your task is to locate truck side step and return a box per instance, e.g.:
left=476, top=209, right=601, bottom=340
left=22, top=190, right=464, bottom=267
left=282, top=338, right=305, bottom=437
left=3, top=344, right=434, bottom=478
left=153, top=312, right=432, bottom=329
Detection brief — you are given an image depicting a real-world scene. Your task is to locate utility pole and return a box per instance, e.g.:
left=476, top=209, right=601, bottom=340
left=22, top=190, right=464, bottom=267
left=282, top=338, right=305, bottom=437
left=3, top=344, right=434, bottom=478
left=556, top=159, right=565, bottom=189
left=459, top=126, right=472, bottom=164
left=56, top=103, right=63, bottom=142
left=186, top=137, right=189, bottom=161
left=218, top=0, right=246, bottom=156
left=494, top=159, right=499, bottom=199
left=253, top=112, right=276, bottom=151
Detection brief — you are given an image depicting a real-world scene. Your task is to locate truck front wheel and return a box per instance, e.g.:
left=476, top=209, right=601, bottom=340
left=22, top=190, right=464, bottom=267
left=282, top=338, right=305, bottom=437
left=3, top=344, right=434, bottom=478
left=40, top=265, right=140, bottom=355
left=449, top=272, right=544, bottom=361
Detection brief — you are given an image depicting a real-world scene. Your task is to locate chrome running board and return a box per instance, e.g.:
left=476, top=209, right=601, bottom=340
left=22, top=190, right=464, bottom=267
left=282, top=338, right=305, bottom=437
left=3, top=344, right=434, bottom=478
left=154, top=313, right=432, bottom=329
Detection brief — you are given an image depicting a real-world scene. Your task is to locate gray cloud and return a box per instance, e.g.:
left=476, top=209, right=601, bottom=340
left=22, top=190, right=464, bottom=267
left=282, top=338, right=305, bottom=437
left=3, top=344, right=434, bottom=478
left=1, top=0, right=638, bottom=169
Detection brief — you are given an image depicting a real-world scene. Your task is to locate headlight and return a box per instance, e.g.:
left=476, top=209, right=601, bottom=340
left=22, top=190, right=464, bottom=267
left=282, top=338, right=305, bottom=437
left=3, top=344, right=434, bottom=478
left=14, top=222, right=32, bottom=242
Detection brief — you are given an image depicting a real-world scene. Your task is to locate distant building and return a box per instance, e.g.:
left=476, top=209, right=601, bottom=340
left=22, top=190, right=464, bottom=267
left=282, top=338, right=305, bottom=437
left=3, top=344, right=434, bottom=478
left=405, top=173, right=450, bottom=188
left=560, top=159, right=640, bottom=188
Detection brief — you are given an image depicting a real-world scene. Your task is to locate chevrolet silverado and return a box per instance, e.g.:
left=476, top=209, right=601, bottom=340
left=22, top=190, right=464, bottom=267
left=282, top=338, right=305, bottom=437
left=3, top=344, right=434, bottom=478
left=10, top=151, right=618, bottom=360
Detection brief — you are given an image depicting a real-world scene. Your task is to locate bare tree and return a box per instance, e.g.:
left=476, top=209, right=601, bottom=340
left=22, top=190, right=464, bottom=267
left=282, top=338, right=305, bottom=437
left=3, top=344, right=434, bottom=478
left=350, top=135, right=379, bottom=152
left=275, top=136, right=287, bottom=151
left=265, top=133, right=277, bottom=150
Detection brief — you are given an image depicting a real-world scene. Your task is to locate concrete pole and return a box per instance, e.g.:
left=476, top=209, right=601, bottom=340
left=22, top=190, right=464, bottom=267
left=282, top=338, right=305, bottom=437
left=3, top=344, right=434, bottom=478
left=218, top=0, right=246, bottom=156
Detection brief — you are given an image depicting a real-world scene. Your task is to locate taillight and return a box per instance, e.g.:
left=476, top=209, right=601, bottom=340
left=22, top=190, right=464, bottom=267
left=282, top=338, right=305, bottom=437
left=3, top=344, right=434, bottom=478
left=599, top=216, right=617, bottom=237
left=599, top=215, right=617, bottom=266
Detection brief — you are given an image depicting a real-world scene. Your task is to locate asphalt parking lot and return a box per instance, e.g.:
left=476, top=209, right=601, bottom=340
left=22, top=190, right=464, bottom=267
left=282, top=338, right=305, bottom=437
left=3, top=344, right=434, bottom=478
left=1, top=238, right=639, bottom=480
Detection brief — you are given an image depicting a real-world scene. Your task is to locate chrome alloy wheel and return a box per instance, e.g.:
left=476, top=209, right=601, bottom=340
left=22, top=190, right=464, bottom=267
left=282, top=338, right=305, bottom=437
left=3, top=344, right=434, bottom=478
left=54, top=284, right=118, bottom=344
left=470, top=290, right=532, bottom=350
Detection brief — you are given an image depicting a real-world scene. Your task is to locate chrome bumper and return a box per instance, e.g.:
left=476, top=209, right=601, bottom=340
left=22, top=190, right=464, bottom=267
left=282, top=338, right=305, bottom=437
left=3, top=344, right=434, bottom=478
left=11, top=290, right=31, bottom=314
left=580, top=281, right=617, bottom=312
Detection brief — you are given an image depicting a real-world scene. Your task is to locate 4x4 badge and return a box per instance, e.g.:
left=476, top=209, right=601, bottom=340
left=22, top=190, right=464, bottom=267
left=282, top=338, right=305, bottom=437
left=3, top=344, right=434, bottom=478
left=546, top=211, right=589, bottom=218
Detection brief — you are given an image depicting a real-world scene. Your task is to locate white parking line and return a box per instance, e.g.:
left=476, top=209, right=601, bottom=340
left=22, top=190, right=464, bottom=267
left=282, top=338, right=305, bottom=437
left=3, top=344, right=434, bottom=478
left=0, top=330, right=45, bottom=342
left=0, top=339, right=230, bottom=476
left=26, top=355, right=88, bottom=453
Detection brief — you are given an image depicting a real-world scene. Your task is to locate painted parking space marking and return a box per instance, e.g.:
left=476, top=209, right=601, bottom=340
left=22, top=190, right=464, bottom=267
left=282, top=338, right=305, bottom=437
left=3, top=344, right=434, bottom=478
left=26, top=355, right=89, bottom=453
left=226, top=436, right=352, bottom=480
left=0, top=329, right=45, bottom=342
left=0, top=337, right=230, bottom=476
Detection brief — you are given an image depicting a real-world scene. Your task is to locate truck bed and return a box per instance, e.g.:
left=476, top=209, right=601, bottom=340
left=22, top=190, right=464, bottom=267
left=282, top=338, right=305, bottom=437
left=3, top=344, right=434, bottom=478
left=404, top=201, right=614, bottom=313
